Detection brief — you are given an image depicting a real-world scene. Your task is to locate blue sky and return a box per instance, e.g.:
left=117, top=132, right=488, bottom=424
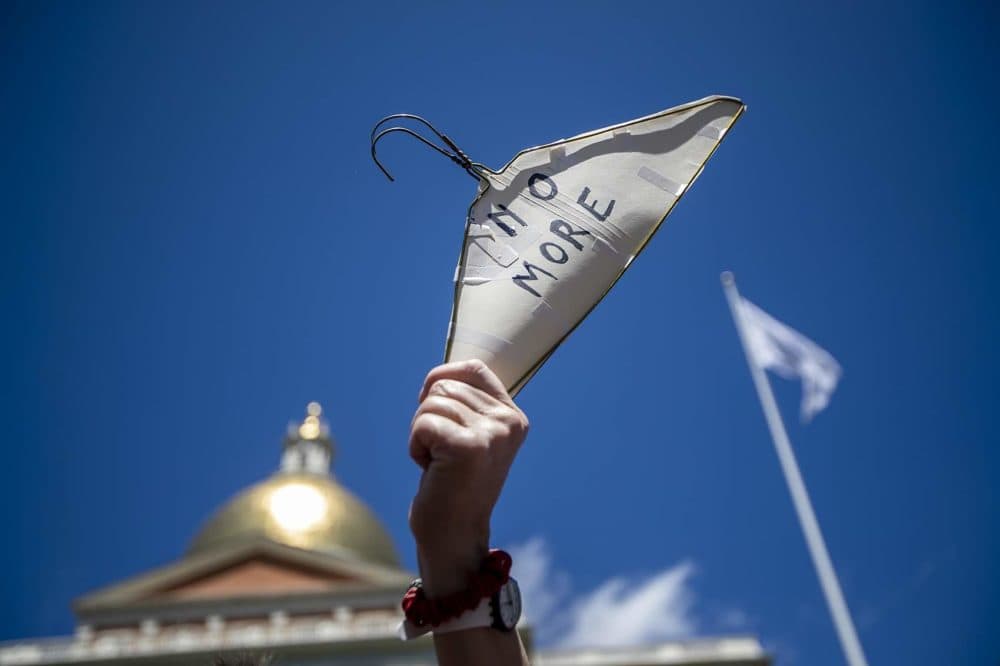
left=2, top=2, right=997, bottom=664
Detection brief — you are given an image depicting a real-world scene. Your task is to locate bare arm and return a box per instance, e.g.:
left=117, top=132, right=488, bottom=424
left=408, top=360, right=531, bottom=666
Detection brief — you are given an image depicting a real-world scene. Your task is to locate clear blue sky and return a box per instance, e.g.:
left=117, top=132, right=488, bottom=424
left=2, top=2, right=997, bottom=664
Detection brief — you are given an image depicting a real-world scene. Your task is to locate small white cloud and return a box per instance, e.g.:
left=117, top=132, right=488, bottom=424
left=511, top=537, right=701, bottom=649
left=509, top=537, right=568, bottom=626
left=558, top=562, right=697, bottom=648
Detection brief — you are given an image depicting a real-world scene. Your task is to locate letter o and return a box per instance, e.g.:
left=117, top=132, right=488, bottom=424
left=540, top=241, right=569, bottom=264
left=528, top=173, right=558, bottom=201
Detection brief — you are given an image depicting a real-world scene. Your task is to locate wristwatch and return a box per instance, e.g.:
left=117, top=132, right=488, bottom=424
left=398, top=577, right=522, bottom=640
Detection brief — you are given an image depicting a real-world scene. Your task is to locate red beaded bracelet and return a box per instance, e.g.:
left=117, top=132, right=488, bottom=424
left=401, top=549, right=512, bottom=629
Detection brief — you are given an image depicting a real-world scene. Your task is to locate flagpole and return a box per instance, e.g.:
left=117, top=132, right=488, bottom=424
left=721, top=271, right=869, bottom=666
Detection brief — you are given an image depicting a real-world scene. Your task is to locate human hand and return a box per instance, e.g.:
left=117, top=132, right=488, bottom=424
left=408, top=359, right=529, bottom=596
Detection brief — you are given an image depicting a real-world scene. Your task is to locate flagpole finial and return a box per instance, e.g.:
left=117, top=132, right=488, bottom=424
left=720, top=271, right=735, bottom=286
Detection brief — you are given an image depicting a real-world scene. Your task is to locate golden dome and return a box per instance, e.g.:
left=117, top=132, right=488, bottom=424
left=187, top=404, right=401, bottom=568
left=188, top=472, right=401, bottom=568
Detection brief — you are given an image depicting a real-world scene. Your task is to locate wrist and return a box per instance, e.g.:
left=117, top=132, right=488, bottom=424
left=400, top=549, right=518, bottom=640
left=416, top=531, right=489, bottom=597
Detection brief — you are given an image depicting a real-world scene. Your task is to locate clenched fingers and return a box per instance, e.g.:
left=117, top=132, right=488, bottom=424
left=409, top=412, right=472, bottom=469
left=415, top=392, right=481, bottom=428
left=419, top=359, right=512, bottom=406
left=426, top=377, right=504, bottom=415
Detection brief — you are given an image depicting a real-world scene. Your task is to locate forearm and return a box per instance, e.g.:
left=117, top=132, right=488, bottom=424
left=407, top=360, right=531, bottom=666
left=432, top=627, right=529, bottom=666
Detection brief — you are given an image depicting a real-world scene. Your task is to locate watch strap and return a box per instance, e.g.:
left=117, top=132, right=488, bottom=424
left=398, top=593, right=494, bottom=640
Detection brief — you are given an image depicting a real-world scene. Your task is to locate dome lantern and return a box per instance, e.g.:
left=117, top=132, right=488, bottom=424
left=281, top=401, right=334, bottom=474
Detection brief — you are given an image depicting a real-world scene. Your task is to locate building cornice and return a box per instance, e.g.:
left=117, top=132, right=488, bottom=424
left=75, top=538, right=412, bottom=618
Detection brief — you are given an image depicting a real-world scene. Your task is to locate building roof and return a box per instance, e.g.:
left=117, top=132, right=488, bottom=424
left=74, top=538, right=411, bottom=624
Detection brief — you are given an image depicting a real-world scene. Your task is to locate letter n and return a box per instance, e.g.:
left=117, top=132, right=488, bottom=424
left=488, top=204, right=527, bottom=237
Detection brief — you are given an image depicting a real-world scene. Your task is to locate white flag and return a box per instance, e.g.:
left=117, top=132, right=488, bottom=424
left=738, top=298, right=841, bottom=421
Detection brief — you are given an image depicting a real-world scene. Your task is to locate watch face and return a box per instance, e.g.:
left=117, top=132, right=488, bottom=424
left=495, top=579, right=522, bottom=630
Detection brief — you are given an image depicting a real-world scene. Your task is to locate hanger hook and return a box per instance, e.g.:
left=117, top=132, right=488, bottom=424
left=370, top=114, right=483, bottom=183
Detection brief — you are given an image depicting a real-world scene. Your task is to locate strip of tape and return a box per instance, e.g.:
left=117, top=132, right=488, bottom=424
left=697, top=124, right=727, bottom=141
left=637, top=165, right=686, bottom=197
left=450, top=324, right=512, bottom=355
left=461, top=275, right=492, bottom=286
left=531, top=298, right=559, bottom=322
left=468, top=223, right=519, bottom=268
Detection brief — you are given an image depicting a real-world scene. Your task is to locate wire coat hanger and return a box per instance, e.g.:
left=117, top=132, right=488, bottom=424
left=370, top=114, right=484, bottom=182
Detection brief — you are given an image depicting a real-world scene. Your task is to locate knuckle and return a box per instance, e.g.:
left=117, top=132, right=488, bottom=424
left=453, top=433, right=488, bottom=459
left=515, top=415, right=530, bottom=439
left=422, top=368, right=438, bottom=388
left=427, top=379, right=455, bottom=397
left=494, top=406, right=529, bottom=435
left=411, top=411, right=439, bottom=434
left=465, top=358, right=488, bottom=374
left=421, top=394, right=451, bottom=411
left=486, top=418, right=512, bottom=440
left=410, top=413, right=429, bottom=433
